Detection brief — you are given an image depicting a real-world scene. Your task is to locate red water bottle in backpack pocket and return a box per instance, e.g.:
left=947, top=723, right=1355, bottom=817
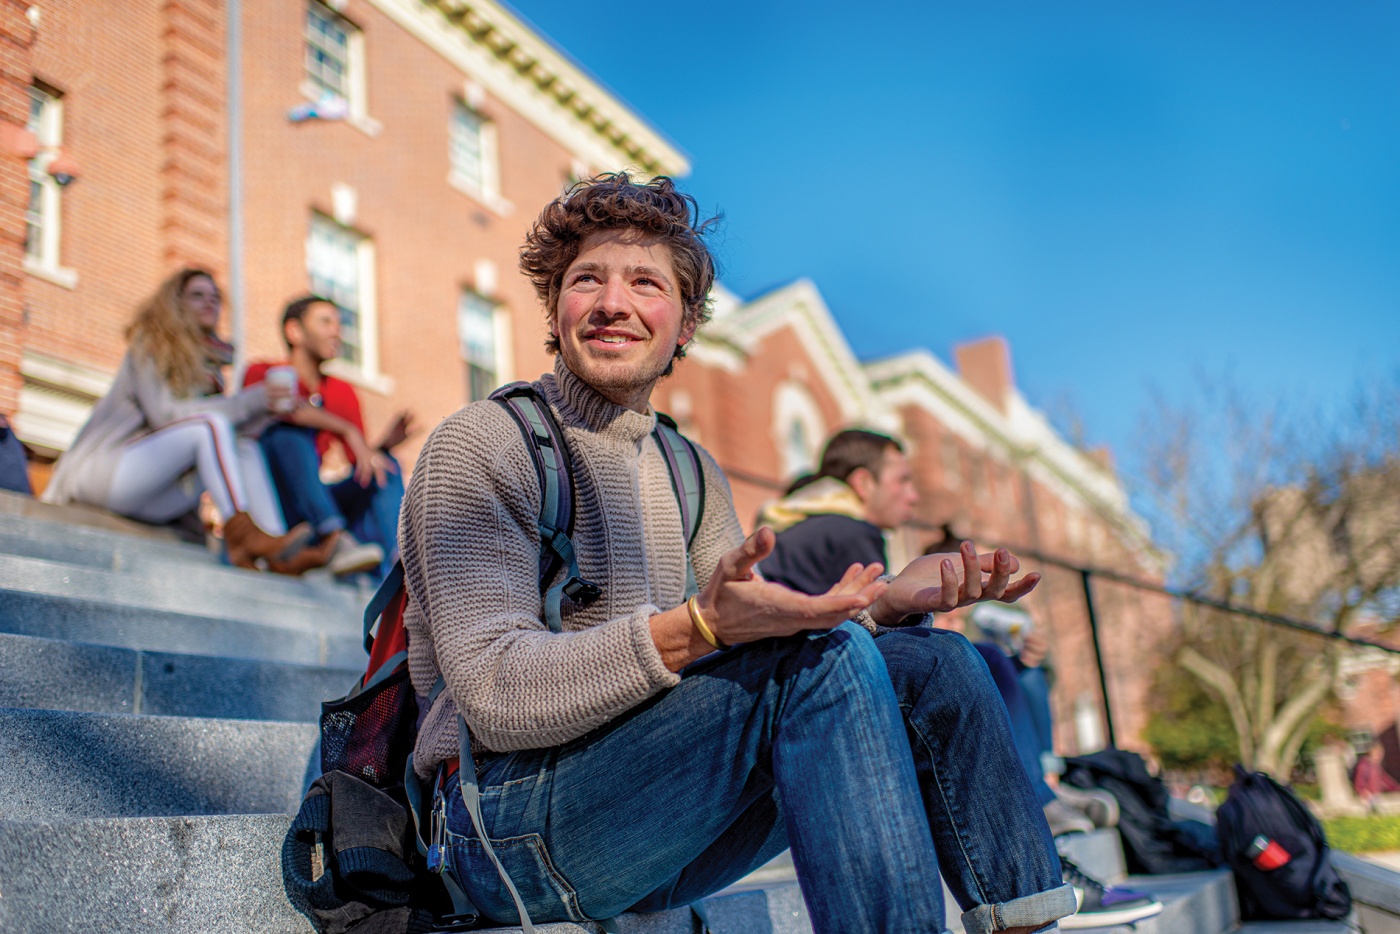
left=1246, top=834, right=1292, bottom=870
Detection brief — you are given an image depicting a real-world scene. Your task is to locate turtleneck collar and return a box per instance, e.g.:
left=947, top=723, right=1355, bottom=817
left=540, top=356, right=657, bottom=444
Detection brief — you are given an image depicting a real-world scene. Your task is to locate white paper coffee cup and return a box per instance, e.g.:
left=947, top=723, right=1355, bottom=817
left=265, top=365, right=298, bottom=413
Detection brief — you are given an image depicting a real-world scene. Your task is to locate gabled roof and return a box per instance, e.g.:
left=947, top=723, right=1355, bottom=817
left=694, top=279, right=895, bottom=429
left=368, top=0, right=688, bottom=176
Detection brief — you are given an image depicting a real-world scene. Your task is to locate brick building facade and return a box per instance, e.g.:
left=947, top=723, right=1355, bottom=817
left=1, top=0, right=1177, bottom=754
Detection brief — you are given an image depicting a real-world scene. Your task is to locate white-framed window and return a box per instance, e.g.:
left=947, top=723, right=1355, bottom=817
left=304, top=2, right=372, bottom=128
left=449, top=98, right=502, bottom=206
left=307, top=213, right=379, bottom=379
left=772, top=381, right=827, bottom=480
left=458, top=289, right=510, bottom=402
left=305, top=3, right=349, bottom=100
left=24, top=84, right=75, bottom=287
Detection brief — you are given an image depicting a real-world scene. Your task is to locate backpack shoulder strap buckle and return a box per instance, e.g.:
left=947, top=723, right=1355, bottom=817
left=562, top=577, right=603, bottom=604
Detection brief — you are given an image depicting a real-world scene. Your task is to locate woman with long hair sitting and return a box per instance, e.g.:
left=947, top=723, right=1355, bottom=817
left=43, top=268, right=314, bottom=572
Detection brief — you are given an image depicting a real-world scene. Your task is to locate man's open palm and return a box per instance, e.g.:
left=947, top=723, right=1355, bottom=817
left=877, top=541, right=1040, bottom=622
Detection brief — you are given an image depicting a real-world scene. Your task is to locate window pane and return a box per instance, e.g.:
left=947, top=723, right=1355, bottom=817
left=24, top=177, right=42, bottom=258
left=307, top=215, right=363, bottom=366
left=306, top=3, right=349, bottom=98
left=26, top=88, right=44, bottom=134
left=467, top=363, right=496, bottom=403
left=450, top=102, right=485, bottom=189
left=457, top=291, right=496, bottom=366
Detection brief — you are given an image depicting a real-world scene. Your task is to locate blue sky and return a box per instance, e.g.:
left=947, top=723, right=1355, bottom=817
left=513, top=1, right=1400, bottom=493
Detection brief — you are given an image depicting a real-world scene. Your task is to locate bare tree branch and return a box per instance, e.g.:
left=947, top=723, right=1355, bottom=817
left=1181, top=646, right=1256, bottom=766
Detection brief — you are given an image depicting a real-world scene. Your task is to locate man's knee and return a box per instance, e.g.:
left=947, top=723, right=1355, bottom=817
left=807, top=622, right=891, bottom=692
left=878, top=627, right=999, bottom=701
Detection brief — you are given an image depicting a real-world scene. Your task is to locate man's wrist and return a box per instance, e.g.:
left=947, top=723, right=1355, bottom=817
left=868, top=574, right=900, bottom=626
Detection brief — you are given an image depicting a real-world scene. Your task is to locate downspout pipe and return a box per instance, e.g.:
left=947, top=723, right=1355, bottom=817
left=226, top=0, right=246, bottom=382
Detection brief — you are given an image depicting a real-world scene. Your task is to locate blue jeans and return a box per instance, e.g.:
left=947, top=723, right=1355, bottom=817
left=258, top=423, right=403, bottom=578
left=442, top=624, right=1073, bottom=933
left=973, top=643, right=1057, bottom=808
left=1018, top=666, right=1057, bottom=771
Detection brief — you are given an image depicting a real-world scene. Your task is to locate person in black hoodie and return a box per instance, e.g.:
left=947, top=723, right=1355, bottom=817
left=760, top=428, right=1166, bottom=927
left=758, top=429, right=917, bottom=595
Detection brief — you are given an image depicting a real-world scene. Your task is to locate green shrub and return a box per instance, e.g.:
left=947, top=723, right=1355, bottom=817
left=1144, top=664, right=1238, bottom=774
left=1323, top=814, right=1400, bottom=853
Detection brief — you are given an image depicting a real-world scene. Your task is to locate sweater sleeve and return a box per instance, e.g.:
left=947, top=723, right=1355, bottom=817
left=401, top=405, right=684, bottom=752
left=128, top=352, right=267, bottom=430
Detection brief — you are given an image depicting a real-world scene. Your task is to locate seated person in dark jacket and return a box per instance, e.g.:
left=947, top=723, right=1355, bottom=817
left=758, top=428, right=1166, bottom=924
left=759, top=429, right=1102, bottom=836
left=758, top=429, right=916, bottom=595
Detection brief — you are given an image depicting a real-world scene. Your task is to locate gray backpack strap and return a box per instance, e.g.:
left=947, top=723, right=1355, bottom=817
left=491, top=383, right=599, bottom=632
left=653, top=414, right=706, bottom=597
left=457, top=714, right=535, bottom=933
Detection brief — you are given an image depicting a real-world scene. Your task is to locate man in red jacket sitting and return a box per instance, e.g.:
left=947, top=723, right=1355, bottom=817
left=244, top=295, right=413, bottom=578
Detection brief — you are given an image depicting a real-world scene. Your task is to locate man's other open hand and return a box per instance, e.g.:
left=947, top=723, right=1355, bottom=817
left=871, top=541, right=1040, bottom=626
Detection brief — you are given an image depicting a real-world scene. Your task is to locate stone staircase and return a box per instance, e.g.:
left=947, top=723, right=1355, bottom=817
left=0, top=490, right=1391, bottom=933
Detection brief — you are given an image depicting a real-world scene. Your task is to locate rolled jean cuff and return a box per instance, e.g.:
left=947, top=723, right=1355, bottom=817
left=961, top=882, right=1077, bottom=934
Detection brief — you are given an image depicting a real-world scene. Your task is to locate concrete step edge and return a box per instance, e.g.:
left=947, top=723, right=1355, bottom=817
left=1104, top=870, right=1237, bottom=934
left=0, top=527, right=371, bottom=610
left=0, top=629, right=362, bottom=721
left=0, top=706, right=318, bottom=819
left=0, top=552, right=366, bottom=628
left=0, top=588, right=366, bottom=668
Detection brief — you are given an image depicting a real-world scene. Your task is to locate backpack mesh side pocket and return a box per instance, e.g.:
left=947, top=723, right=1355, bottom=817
left=321, top=664, right=419, bottom=789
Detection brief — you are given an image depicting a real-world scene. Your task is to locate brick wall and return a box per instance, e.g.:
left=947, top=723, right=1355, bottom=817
left=0, top=0, right=32, bottom=415
left=161, top=0, right=226, bottom=272
left=237, top=0, right=572, bottom=460
left=25, top=0, right=167, bottom=375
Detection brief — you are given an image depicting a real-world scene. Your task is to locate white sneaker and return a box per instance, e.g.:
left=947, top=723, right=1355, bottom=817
left=1043, top=798, right=1095, bottom=836
left=1055, top=784, right=1120, bottom=829
left=328, top=531, right=384, bottom=577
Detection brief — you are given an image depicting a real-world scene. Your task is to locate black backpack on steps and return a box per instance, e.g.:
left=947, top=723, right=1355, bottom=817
left=1216, top=764, right=1351, bottom=921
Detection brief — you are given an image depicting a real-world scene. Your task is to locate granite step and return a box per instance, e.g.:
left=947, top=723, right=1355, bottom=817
left=0, top=814, right=811, bottom=934
left=1234, top=923, right=1354, bottom=933
left=0, top=509, right=369, bottom=612
left=0, top=630, right=360, bottom=720
left=0, top=586, right=365, bottom=668
left=0, top=552, right=364, bottom=632
left=0, top=707, right=317, bottom=820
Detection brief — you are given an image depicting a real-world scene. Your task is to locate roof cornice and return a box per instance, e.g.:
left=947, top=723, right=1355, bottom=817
left=866, top=350, right=1162, bottom=563
left=366, top=0, right=688, bottom=177
left=706, top=279, right=893, bottom=428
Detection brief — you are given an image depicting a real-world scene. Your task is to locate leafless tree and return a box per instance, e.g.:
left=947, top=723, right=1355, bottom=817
left=1133, top=375, right=1400, bottom=779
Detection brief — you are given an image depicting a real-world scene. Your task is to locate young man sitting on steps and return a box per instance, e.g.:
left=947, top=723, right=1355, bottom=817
left=244, top=297, right=413, bottom=578
left=400, top=173, right=1076, bottom=933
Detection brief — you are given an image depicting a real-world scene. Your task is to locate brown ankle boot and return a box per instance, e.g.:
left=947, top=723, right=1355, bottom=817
left=224, top=513, right=313, bottom=569
left=267, top=530, right=340, bottom=576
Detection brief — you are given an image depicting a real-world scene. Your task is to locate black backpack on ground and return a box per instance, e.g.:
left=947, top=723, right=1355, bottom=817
left=1063, top=748, right=1221, bottom=875
left=1216, top=764, right=1352, bottom=921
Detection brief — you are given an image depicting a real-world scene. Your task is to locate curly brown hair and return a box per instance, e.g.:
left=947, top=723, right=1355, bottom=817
left=126, top=268, right=220, bottom=398
left=519, top=173, right=719, bottom=360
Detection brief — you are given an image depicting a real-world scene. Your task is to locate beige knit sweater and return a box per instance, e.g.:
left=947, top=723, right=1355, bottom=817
left=400, top=359, right=745, bottom=777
